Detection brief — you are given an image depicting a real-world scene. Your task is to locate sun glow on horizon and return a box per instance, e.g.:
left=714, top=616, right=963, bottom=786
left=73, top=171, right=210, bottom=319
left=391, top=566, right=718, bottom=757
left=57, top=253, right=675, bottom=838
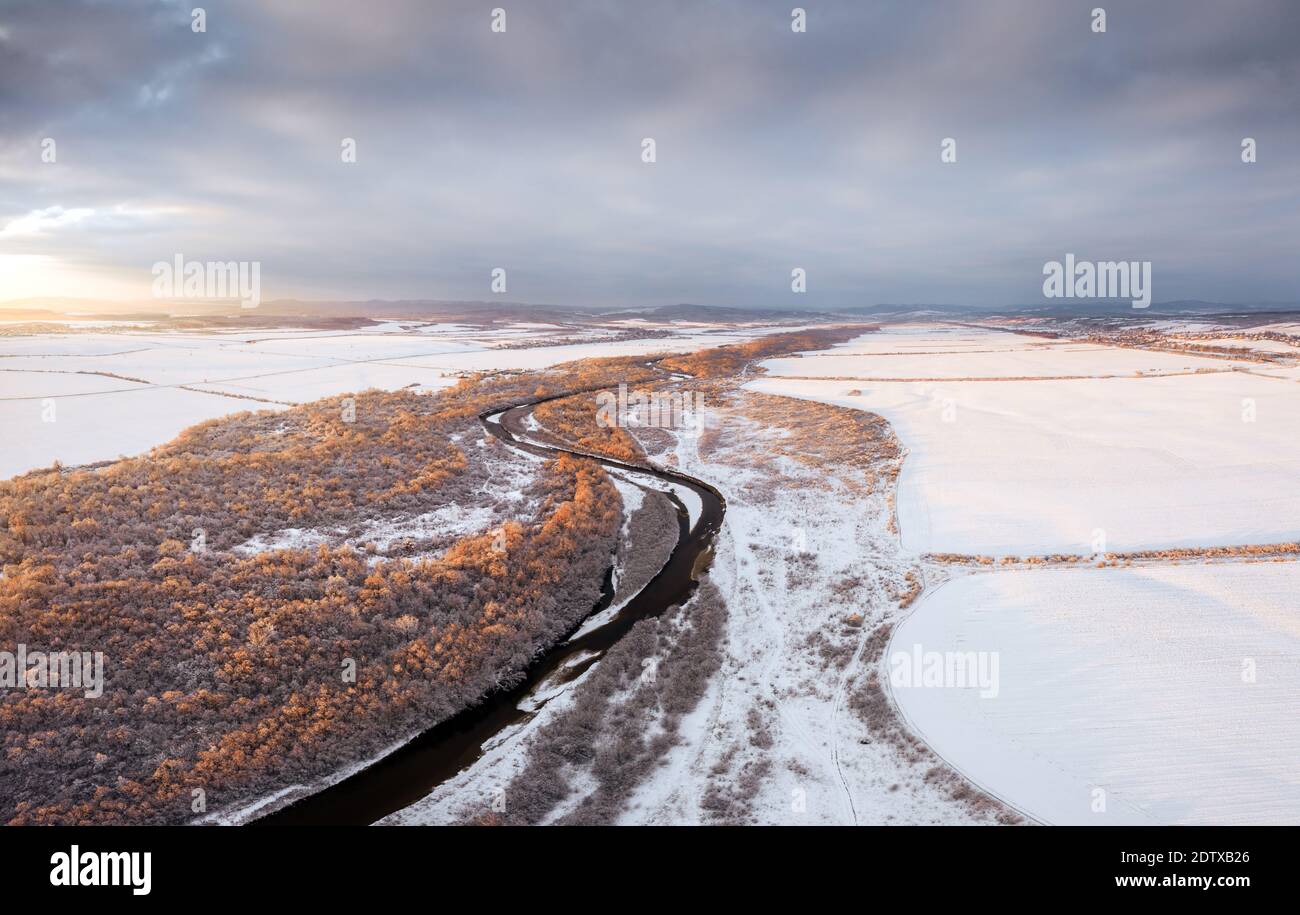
left=0, top=254, right=149, bottom=305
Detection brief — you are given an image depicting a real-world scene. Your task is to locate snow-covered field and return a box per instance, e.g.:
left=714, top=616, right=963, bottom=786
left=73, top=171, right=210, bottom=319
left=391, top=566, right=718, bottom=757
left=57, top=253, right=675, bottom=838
left=761, top=328, right=1257, bottom=379
left=1192, top=336, right=1300, bottom=355
left=0, top=371, right=292, bottom=478
left=0, top=318, right=796, bottom=479
left=889, top=563, right=1300, bottom=825
left=747, top=322, right=1300, bottom=826
left=751, top=326, right=1300, bottom=555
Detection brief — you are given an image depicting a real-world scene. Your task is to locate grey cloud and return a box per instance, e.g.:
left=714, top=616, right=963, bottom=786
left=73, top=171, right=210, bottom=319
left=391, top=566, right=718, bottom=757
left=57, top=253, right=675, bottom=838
left=0, top=0, right=1297, bottom=307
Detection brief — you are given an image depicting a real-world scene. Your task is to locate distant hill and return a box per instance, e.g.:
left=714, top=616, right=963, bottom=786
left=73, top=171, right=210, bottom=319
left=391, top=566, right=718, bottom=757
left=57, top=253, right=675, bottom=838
left=8, top=295, right=1297, bottom=324
left=252, top=299, right=831, bottom=324
left=836, top=301, right=1300, bottom=319
left=1, top=297, right=839, bottom=325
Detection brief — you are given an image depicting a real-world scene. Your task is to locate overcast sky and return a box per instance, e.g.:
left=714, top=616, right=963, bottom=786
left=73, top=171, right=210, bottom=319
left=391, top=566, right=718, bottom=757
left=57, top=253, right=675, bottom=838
left=1, top=0, right=1298, bottom=309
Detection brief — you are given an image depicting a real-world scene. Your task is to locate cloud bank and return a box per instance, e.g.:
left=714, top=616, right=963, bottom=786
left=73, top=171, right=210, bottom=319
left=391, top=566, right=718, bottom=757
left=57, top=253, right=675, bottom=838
left=1, top=0, right=1297, bottom=307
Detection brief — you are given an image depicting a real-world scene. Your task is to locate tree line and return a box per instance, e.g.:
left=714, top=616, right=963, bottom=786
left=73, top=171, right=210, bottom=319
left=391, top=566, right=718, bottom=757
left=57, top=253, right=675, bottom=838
left=0, top=358, right=666, bottom=824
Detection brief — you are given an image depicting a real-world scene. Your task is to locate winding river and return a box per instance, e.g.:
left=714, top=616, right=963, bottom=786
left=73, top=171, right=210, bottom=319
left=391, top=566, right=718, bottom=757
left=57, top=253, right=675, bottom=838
left=255, top=393, right=725, bottom=825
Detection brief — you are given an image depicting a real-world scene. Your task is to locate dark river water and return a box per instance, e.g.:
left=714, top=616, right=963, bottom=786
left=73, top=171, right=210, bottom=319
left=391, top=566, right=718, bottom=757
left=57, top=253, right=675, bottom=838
left=255, top=396, right=724, bottom=825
